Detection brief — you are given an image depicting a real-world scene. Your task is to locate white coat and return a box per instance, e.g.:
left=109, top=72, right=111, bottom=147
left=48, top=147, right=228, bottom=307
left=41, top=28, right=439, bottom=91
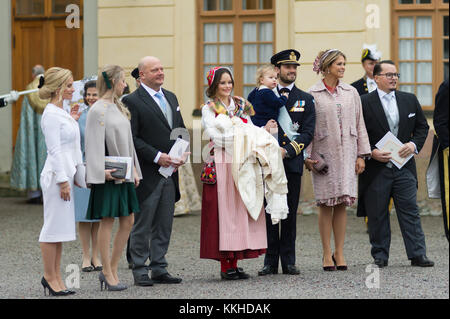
left=39, top=103, right=83, bottom=243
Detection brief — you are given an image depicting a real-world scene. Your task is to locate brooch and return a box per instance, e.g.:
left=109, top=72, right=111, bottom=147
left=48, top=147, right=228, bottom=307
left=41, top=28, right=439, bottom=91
left=291, top=122, right=300, bottom=131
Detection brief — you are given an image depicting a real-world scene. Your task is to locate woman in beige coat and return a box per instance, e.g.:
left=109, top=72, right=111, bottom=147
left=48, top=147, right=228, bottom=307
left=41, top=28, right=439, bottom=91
left=85, top=65, right=142, bottom=291
left=305, top=49, right=371, bottom=271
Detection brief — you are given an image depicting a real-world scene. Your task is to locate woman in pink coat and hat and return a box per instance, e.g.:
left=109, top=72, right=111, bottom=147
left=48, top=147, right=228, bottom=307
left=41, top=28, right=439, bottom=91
left=305, top=49, right=371, bottom=271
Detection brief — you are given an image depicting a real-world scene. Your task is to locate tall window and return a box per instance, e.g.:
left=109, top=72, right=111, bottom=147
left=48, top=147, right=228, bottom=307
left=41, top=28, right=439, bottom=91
left=393, top=0, right=449, bottom=110
left=197, top=0, right=275, bottom=109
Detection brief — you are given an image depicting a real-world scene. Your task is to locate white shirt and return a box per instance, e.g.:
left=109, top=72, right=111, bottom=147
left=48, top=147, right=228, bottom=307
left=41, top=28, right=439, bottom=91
left=277, top=83, right=295, bottom=92
left=140, top=82, right=167, bottom=112
left=366, top=77, right=377, bottom=93
left=376, top=88, right=417, bottom=154
left=377, top=89, right=399, bottom=127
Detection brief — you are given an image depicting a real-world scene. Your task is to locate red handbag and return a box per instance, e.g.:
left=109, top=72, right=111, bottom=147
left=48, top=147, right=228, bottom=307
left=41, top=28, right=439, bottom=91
left=200, top=159, right=216, bottom=184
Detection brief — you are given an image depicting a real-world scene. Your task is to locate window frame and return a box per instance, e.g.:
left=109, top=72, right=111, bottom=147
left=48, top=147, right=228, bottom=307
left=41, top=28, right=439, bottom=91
left=392, top=0, right=449, bottom=110
left=197, top=0, right=275, bottom=109
left=13, top=0, right=83, bottom=20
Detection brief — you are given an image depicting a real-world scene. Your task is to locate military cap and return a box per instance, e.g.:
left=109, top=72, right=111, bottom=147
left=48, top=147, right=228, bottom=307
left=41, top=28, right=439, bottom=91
left=361, top=45, right=382, bottom=62
left=271, top=49, right=301, bottom=67
left=131, top=67, right=140, bottom=80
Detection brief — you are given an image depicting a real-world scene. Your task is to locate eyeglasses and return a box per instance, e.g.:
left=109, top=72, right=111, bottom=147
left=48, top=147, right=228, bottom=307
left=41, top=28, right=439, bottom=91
left=378, top=73, right=400, bottom=79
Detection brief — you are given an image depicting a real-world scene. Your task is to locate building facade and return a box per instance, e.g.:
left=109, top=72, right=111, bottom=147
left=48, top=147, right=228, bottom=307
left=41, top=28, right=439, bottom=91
left=0, top=0, right=448, bottom=173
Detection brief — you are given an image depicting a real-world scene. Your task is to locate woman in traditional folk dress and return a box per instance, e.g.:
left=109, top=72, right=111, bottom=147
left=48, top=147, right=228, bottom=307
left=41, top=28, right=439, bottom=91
left=199, top=67, right=281, bottom=280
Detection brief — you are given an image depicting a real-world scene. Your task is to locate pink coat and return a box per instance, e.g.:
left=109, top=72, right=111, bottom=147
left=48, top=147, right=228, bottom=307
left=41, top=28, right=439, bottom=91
left=307, top=80, right=371, bottom=203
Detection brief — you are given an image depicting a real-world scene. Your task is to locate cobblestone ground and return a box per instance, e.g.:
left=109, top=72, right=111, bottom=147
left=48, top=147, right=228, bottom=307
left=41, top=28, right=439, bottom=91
left=0, top=197, right=448, bottom=300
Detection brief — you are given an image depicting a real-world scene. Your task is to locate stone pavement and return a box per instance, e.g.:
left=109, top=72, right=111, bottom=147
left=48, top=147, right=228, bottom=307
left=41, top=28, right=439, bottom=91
left=0, top=197, right=448, bottom=300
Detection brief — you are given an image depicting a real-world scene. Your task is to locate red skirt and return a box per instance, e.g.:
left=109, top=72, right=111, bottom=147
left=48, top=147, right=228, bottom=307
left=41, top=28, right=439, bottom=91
left=200, top=183, right=266, bottom=261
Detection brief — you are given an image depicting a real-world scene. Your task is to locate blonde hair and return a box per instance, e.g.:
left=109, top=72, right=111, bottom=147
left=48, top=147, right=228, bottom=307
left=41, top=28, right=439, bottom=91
left=256, top=64, right=276, bottom=87
left=38, top=67, right=72, bottom=102
left=97, top=65, right=131, bottom=120
left=316, top=49, right=346, bottom=75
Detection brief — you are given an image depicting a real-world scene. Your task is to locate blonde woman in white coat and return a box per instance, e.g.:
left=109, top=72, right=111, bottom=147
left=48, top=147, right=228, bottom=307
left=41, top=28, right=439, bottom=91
left=38, top=67, right=83, bottom=296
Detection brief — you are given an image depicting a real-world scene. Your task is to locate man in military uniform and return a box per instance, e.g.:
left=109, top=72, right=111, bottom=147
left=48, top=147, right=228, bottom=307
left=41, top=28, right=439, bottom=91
left=351, top=45, right=381, bottom=96
left=258, top=49, right=315, bottom=276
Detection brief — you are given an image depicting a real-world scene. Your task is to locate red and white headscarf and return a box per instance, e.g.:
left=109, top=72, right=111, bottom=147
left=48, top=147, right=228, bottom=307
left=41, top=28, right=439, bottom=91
left=206, top=66, right=232, bottom=87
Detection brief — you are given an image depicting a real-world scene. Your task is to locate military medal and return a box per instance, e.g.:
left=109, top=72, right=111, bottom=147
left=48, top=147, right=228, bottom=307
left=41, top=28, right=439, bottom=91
left=290, top=100, right=305, bottom=112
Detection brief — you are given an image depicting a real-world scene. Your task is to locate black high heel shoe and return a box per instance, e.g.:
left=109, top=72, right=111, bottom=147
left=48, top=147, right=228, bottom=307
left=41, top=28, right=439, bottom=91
left=322, top=256, right=336, bottom=271
left=332, top=254, right=348, bottom=271
left=91, top=260, right=103, bottom=272
left=41, top=277, right=69, bottom=297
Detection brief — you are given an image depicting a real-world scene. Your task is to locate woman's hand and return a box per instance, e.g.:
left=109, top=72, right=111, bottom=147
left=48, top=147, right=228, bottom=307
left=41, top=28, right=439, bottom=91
left=264, top=119, right=278, bottom=133
left=305, top=158, right=319, bottom=174
left=59, top=181, right=71, bottom=201
left=105, top=169, right=123, bottom=182
left=70, top=104, right=81, bottom=121
left=133, top=166, right=140, bottom=188
left=280, top=147, right=287, bottom=159
left=355, top=157, right=365, bottom=175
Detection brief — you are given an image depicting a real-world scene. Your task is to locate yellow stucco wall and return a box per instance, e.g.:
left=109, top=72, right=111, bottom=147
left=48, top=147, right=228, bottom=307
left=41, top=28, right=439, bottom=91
left=277, top=0, right=391, bottom=91
left=97, top=0, right=197, bottom=128
left=97, top=0, right=391, bottom=128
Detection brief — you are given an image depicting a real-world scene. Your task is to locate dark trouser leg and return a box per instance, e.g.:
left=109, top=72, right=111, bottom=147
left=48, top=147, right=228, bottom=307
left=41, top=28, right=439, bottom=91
left=149, top=177, right=176, bottom=277
left=391, top=168, right=426, bottom=259
left=365, top=167, right=393, bottom=261
left=126, top=236, right=131, bottom=265
left=264, top=211, right=280, bottom=267
left=280, top=173, right=301, bottom=267
left=130, top=179, right=164, bottom=278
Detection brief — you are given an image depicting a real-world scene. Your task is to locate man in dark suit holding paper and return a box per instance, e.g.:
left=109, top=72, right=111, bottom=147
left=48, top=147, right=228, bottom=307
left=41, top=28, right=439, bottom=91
left=123, top=56, right=187, bottom=286
left=358, top=60, right=434, bottom=268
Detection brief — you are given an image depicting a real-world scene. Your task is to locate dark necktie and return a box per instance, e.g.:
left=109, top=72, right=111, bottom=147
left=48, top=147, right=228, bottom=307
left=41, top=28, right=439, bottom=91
left=279, top=88, right=290, bottom=95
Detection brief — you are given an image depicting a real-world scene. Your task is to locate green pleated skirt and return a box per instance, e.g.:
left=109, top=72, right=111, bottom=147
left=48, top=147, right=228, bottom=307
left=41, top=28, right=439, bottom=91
left=86, top=182, right=140, bottom=220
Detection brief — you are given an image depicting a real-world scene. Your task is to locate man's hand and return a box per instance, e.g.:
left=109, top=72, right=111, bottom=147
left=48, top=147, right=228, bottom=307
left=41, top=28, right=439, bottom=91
left=398, top=142, right=415, bottom=158
left=158, top=153, right=173, bottom=168
left=172, top=152, right=191, bottom=170
left=371, top=149, right=392, bottom=163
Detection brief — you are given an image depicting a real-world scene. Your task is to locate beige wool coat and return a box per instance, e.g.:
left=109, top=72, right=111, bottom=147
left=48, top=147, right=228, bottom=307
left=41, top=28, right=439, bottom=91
left=85, top=100, right=142, bottom=185
left=306, top=80, right=371, bottom=203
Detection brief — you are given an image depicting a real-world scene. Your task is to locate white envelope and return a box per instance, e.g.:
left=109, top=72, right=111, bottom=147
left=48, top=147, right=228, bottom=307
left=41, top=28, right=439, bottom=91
left=159, top=138, right=190, bottom=178
left=375, top=131, right=413, bottom=169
